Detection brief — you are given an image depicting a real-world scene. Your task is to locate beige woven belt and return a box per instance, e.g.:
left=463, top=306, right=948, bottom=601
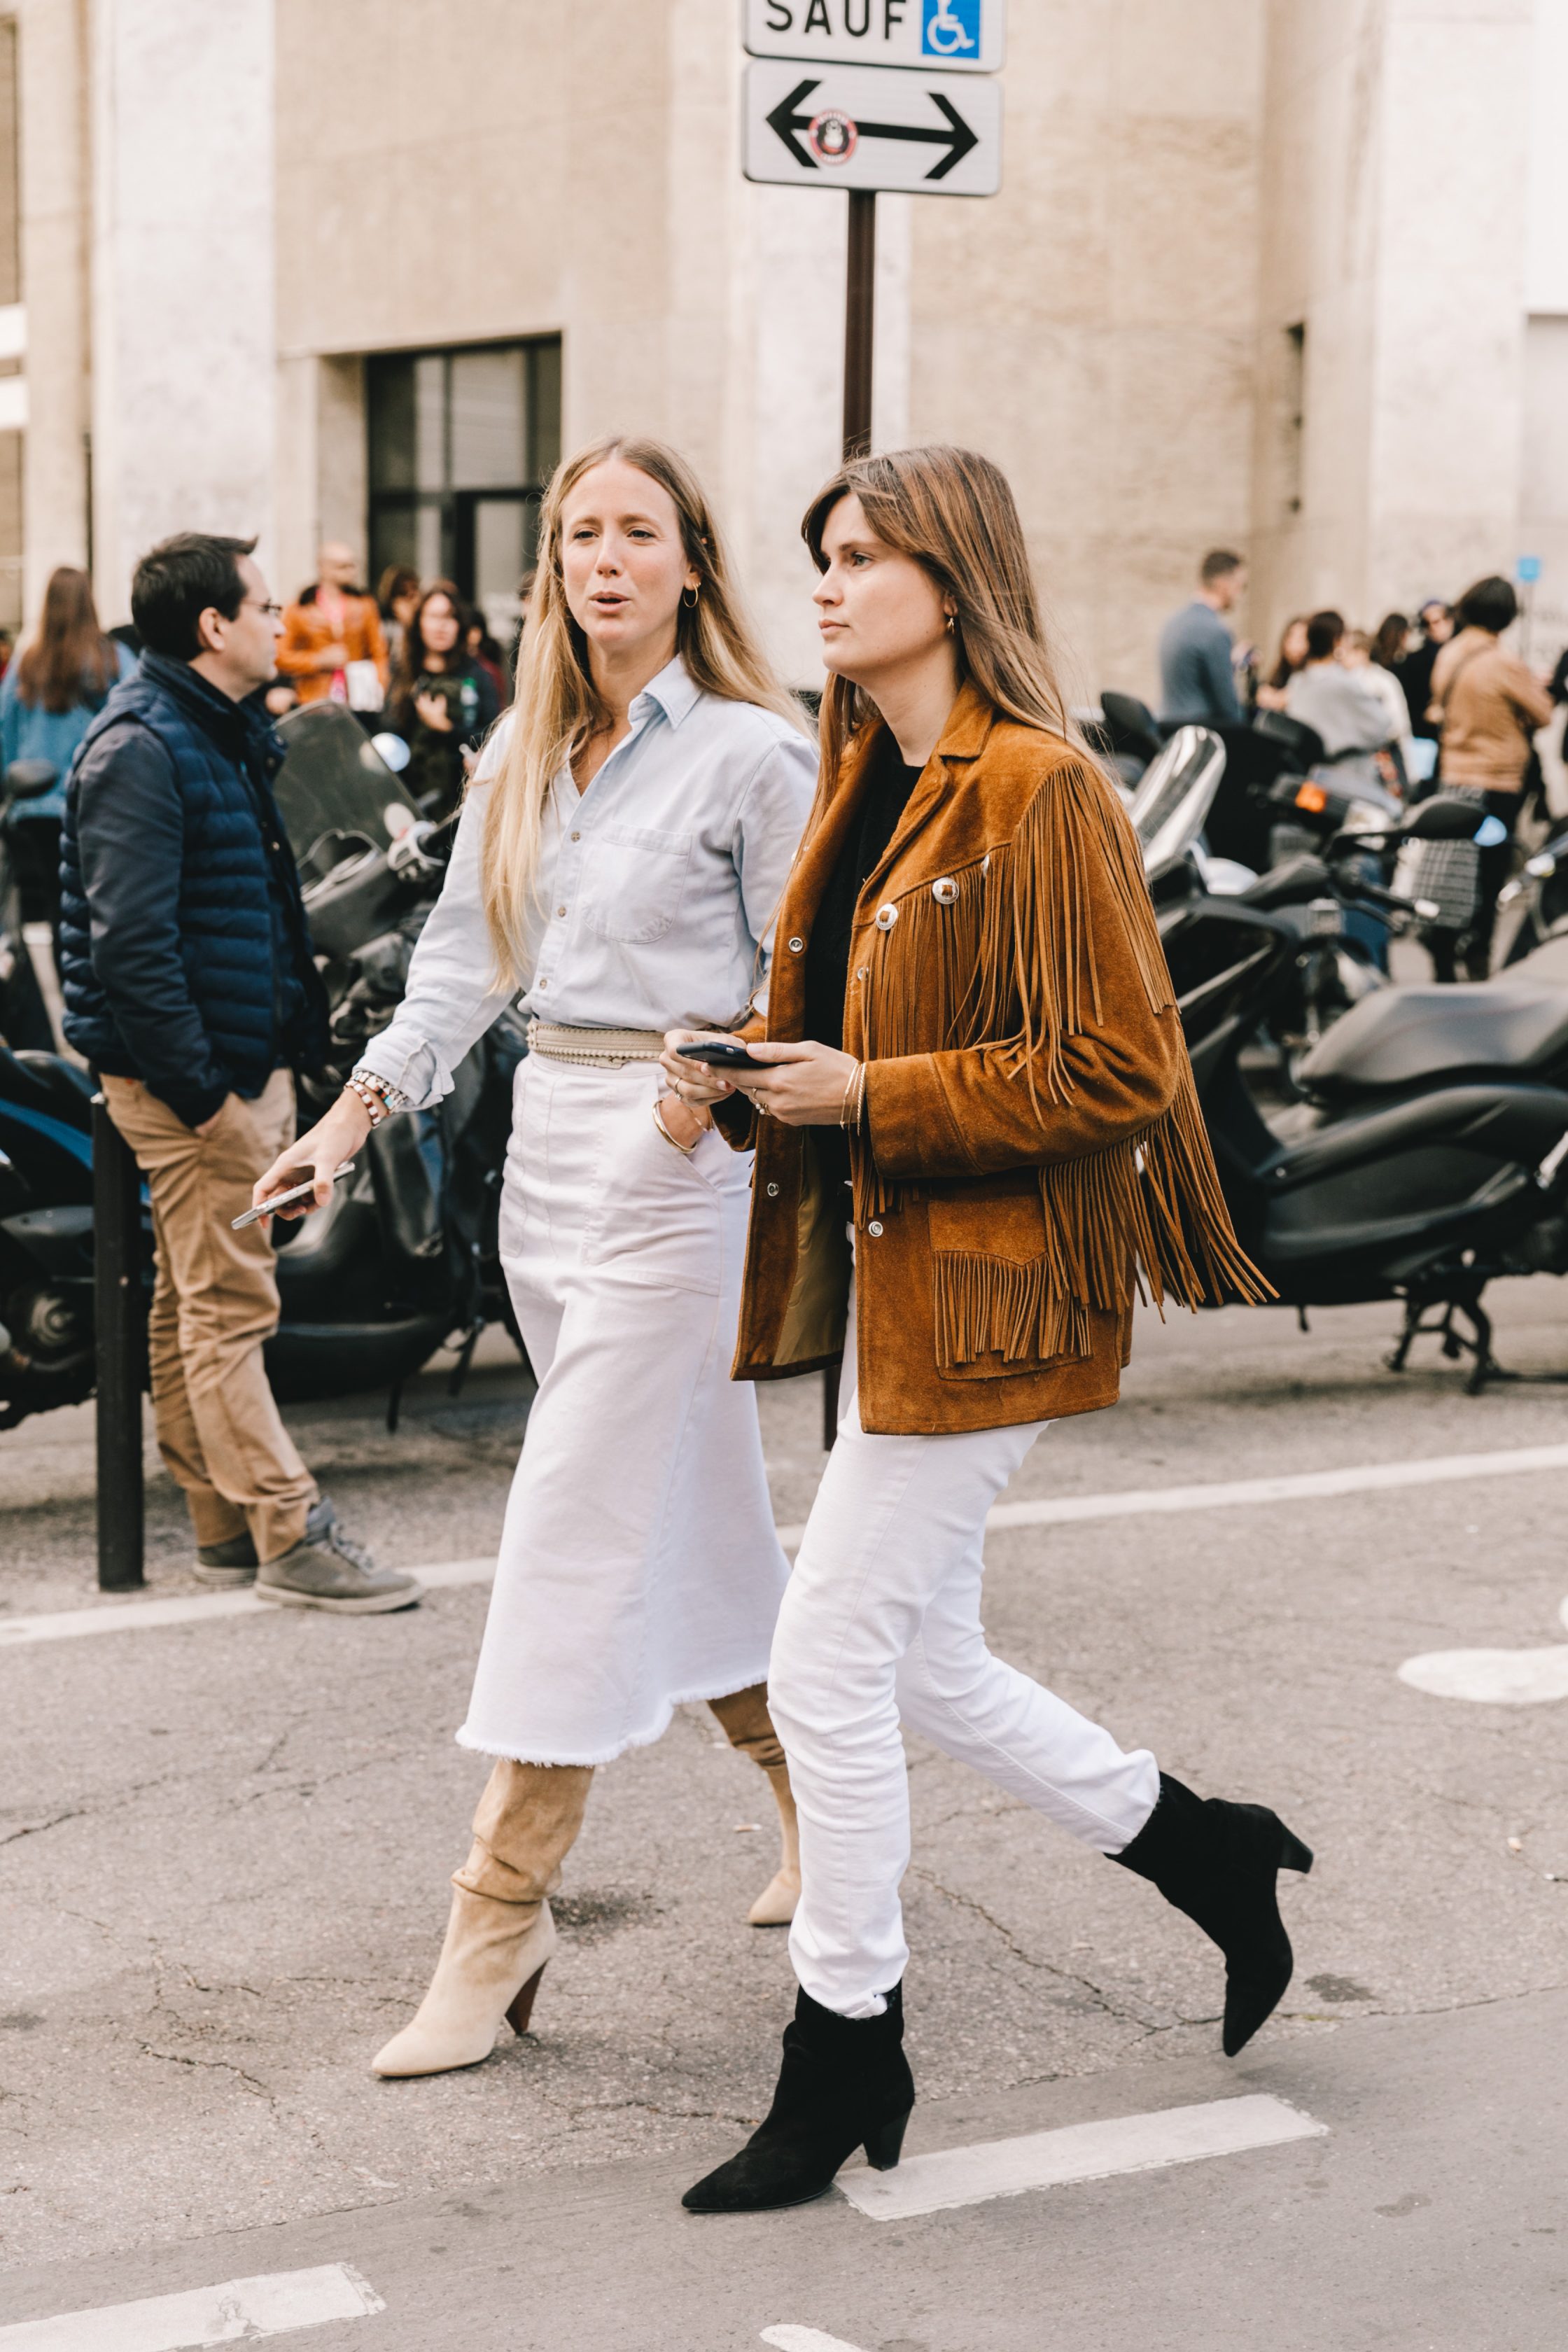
left=527, top=1021, right=668, bottom=1068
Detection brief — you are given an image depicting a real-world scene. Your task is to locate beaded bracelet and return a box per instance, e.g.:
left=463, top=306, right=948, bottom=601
left=345, top=1069, right=407, bottom=1128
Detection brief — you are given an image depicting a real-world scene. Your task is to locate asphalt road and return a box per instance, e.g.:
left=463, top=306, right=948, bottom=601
left=2, top=1275, right=1567, bottom=2348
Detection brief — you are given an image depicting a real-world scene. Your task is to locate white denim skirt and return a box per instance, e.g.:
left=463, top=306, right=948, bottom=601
left=458, top=1051, right=789, bottom=1766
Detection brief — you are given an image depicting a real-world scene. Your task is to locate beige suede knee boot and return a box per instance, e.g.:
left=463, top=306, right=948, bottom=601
left=372, top=1760, right=593, bottom=2078
left=707, top=1685, right=802, bottom=1927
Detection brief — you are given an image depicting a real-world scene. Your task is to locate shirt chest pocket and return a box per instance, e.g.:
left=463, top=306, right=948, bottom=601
left=580, top=824, right=694, bottom=945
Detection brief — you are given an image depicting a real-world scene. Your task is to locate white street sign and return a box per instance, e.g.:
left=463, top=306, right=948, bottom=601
left=743, top=0, right=1004, bottom=75
left=743, top=59, right=1001, bottom=195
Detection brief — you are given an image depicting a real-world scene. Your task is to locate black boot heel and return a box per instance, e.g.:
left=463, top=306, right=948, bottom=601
left=682, top=1985, right=916, bottom=2213
left=1113, top=1775, right=1317, bottom=2058
left=864, top=2106, right=912, bottom=2172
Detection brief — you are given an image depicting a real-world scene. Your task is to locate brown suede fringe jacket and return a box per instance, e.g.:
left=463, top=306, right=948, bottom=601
left=718, top=684, right=1264, bottom=1435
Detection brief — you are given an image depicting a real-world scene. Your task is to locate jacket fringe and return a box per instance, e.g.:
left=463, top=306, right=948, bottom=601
left=858, top=754, right=1270, bottom=1355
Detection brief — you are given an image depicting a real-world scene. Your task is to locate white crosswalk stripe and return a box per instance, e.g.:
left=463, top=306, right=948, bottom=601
left=0, top=2263, right=383, bottom=2349
left=837, top=2093, right=1326, bottom=2221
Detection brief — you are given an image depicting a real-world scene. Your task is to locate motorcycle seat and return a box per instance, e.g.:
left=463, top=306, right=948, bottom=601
left=1298, top=979, right=1568, bottom=1098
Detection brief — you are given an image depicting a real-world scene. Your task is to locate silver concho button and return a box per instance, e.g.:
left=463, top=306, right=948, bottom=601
left=867, top=1219, right=884, bottom=1237
left=787, top=936, right=805, bottom=953
left=932, top=876, right=958, bottom=904
left=874, top=903, right=899, bottom=932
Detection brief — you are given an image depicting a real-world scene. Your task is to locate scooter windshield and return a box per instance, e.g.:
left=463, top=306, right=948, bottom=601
left=271, top=703, right=413, bottom=869
left=1126, top=725, right=1226, bottom=879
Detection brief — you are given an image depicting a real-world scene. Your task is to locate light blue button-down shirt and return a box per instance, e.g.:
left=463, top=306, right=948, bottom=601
left=358, top=658, right=818, bottom=1108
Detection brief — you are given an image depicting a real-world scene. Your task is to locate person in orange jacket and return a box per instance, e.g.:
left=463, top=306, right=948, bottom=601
left=276, top=543, right=389, bottom=708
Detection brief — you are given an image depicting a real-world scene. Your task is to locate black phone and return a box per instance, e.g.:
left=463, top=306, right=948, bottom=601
left=676, top=1040, right=766, bottom=1074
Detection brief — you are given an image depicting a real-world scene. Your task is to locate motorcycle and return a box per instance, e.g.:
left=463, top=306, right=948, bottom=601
left=0, top=757, right=69, bottom=1056
left=1499, top=819, right=1568, bottom=966
left=0, top=702, right=527, bottom=1434
left=1138, top=730, right=1568, bottom=1391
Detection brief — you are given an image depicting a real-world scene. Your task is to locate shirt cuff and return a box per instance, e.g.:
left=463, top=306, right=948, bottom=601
left=353, top=1030, right=447, bottom=1110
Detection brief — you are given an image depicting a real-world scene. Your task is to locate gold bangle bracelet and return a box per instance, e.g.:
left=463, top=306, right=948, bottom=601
left=652, top=1098, right=697, bottom=1154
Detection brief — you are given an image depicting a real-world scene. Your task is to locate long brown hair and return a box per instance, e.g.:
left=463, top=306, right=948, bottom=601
left=482, top=434, right=805, bottom=985
left=802, top=445, right=1083, bottom=804
left=15, top=567, right=119, bottom=714
left=389, top=579, right=465, bottom=726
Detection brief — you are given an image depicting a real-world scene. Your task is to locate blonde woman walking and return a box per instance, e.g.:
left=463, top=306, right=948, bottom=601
left=254, top=438, right=817, bottom=2075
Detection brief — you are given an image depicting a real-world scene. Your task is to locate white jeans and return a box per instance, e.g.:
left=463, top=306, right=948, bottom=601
left=769, top=1301, right=1160, bottom=2018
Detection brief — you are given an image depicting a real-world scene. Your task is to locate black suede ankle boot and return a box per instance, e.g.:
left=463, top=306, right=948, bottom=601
left=1113, top=1774, right=1314, bottom=2057
left=682, top=1983, right=915, bottom=2213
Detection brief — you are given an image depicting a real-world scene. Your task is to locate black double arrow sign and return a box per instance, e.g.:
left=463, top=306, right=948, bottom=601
left=765, top=76, right=979, bottom=181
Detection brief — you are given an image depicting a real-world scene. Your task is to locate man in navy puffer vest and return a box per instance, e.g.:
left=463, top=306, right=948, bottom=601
left=60, top=532, right=419, bottom=1613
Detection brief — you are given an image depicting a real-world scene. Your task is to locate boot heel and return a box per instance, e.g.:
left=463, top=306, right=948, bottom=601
left=505, top=1963, right=547, bottom=2038
left=1278, top=1829, right=1313, bottom=1875
left=863, top=2106, right=912, bottom=2173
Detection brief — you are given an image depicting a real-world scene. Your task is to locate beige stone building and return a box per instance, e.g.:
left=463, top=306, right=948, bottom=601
left=4, top=0, right=1566, bottom=700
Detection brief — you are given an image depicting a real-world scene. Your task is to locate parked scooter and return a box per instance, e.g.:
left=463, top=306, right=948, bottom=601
left=0, top=703, right=526, bottom=1434
left=1140, top=736, right=1568, bottom=1390
left=0, top=758, right=68, bottom=1055
left=1499, top=819, right=1568, bottom=965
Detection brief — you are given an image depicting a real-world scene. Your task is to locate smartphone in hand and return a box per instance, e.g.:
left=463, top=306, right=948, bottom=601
left=233, top=1161, right=356, bottom=1230
left=676, top=1040, right=766, bottom=1074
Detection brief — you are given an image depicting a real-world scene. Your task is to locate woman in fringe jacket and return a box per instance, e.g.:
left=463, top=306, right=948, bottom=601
left=664, top=445, right=1315, bottom=2215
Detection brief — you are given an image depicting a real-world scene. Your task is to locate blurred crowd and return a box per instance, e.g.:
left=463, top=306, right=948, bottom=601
left=1156, top=552, right=1568, bottom=976
left=262, top=549, right=533, bottom=821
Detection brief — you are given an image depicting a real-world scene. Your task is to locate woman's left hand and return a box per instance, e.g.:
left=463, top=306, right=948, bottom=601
left=729, top=1040, right=860, bottom=1127
left=415, top=690, right=454, bottom=732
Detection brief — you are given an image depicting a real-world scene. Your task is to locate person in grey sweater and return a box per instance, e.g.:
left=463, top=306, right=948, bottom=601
left=1158, top=550, right=1247, bottom=727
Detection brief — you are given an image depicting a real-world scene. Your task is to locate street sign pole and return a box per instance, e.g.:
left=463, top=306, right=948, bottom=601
left=92, top=1093, right=145, bottom=1590
left=843, top=188, right=876, bottom=458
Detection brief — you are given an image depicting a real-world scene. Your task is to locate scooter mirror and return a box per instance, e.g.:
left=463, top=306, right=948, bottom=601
left=369, top=731, right=411, bottom=774
left=1404, top=794, right=1485, bottom=843
left=4, top=758, right=58, bottom=802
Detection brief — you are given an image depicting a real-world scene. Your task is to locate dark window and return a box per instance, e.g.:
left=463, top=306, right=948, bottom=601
left=367, top=337, right=561, bottom=643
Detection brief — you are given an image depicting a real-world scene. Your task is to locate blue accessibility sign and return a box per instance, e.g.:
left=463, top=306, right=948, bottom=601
left=923, top=0, right=981, bottom=56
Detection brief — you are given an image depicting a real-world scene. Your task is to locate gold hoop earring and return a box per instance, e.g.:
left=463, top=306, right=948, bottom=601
left=682, top=585, right=701, bottom=610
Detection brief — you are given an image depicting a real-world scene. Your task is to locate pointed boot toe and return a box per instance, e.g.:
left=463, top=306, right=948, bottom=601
left=746, top=1865, right=801, bottom=1928
left=372, top=1892, right=555, bottom=2078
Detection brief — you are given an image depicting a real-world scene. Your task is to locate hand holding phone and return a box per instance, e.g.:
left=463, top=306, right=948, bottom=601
left=675, top=1040, right=766, bottom=1074
left=233, top=1161, right=356, bottom=1229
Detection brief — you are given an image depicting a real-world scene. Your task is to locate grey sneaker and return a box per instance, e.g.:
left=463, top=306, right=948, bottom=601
left=195, top=1530, right=258, bottom=1587
left=255, top=1499, right=422, bottom=1615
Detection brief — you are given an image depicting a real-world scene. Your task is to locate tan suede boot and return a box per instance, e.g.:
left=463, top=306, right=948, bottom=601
left=707, top=1684, right=802, bottom=1928
left=372, top=1759, right=592, bottom=2079
left=747, top=1760, right=802, bottom=1928
left=371, top=1882, right=556, bottom=2077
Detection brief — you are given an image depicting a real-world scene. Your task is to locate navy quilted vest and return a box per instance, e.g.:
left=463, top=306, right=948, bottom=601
left=58, top=654, right=327, bottom=1091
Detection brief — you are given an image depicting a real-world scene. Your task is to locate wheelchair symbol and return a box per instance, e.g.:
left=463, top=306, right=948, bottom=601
left=923, top=0, right=978, bottom=57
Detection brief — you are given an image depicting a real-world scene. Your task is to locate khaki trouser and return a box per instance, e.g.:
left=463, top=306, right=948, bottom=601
left=102, top=1071, right=317, bottom=1564
left=456, top=1682, right=787, bottom=1903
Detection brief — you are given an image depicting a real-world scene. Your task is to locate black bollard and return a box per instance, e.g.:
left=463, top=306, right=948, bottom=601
left=92, top=1093, right=145, bottom=1590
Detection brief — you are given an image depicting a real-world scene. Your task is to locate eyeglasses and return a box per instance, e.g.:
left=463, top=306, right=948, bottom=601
left=242, top=598, right=284, bottom=619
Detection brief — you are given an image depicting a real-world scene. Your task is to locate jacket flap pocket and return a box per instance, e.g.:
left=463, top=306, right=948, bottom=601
left=927, top=1182, right=1046, bottom=1265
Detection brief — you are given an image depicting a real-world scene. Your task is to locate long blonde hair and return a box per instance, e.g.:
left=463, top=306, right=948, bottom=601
left=482, top=433, right=805, bottom=983
left=802, top=444, right=1085, bottom=805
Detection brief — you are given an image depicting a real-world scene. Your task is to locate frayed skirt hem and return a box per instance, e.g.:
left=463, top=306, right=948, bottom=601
left=454, top=1662, right=773, bottom=1770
